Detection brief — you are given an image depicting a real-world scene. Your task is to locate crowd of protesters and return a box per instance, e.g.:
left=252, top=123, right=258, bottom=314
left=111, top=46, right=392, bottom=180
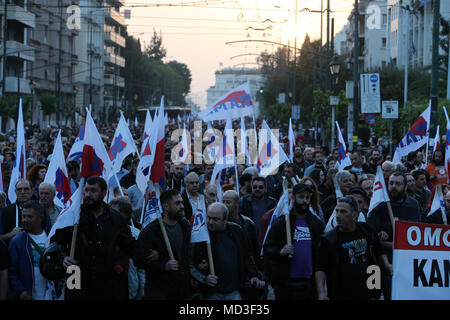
left=0, top=116, right=447, bottom=301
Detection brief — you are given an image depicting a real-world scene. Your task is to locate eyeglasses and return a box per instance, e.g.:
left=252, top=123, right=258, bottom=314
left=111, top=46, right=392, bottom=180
left=338, top=197, right=358, bottom=212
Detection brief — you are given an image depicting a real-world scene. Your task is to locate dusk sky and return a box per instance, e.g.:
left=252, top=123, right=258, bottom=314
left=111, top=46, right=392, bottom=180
left=125, top=0, right=355, bottom=109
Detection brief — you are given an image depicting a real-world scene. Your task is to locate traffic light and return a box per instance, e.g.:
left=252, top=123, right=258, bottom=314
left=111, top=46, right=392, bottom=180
left=259, top=87, right=264, bottom=94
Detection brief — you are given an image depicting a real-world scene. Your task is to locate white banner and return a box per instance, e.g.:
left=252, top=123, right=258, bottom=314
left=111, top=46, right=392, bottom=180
left=392, top=221, right=450, bottom=300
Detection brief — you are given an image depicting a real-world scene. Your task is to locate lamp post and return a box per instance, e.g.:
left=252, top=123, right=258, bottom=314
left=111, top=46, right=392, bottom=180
left=29, top=79, right=36, bottom=124
left=329, top=56, right=341, bottom=151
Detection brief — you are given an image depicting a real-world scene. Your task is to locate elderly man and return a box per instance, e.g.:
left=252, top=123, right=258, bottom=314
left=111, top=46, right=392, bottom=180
left=0, top=180, right=49, bottom=245
left=181, top=171, right=206, bottom=221
left=204, top=184, right=218, bottom=207
left=190, top=202, right=264, bottom=300
left=381, top=161, right=396, bottom=185
left=320, top=170, right=355, bottom=223
left=38, top=182, right=62, bottom=226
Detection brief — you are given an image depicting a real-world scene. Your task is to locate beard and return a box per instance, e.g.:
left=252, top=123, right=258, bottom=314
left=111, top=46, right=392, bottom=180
left=294, top=201, right=309, bottom=215
left=84, top=198, right=103, bottom=211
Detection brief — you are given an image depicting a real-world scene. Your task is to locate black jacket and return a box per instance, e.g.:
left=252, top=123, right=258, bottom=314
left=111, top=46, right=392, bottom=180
left=263, top=211, right=324, bottom=286
left=181, top=191, right=194, bottom=222
left=229, top=214, right=261, bottom=270
left=134, top=217, right=192, bottom=300
left=190, top=222, right=259, bottom=294
left=239, top=194, right=277, bottom=222
left=44, top=203, right=136, bottom=300
left=344, top=163, right=375, bottom=175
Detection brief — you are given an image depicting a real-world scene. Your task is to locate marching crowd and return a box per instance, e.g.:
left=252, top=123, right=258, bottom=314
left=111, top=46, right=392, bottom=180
left=0, top=118, right=447, bottom=301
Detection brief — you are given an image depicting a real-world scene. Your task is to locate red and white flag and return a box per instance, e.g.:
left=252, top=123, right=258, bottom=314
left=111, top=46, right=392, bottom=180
left=108, top=112, right=139, bottom=175
left=368, top=165, right=390, bottom=216
left=143, top=109, right=153, bottom=142
left=444, top=106, right=450, bottom=184
left=336, top=121, right=352, bottom=171
left=199, top=81, right=254, bottom=122
left=288, top=118, right=295, bottom=162
left=46, top=183, right=83, bottom=246
left=150, top=98, right=166, bottom=190
left=80, top=110, right=112, bottom=181
left=393, top=103, right=431, bottom=162
left=432, top=125, right=440, bottom=154
left=8, top=99, right=26, bottom=203
left=210, top=116, right=235, bottom=185
left=44, top=130, right=72, bottom=208
left=256, top=120, right=289, bottom=177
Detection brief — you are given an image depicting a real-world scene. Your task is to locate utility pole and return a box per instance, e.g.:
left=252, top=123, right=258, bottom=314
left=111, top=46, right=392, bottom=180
left=2, top=0, right=7, bottom=97
left=430, top=0, right=440, bottom=136
left=293, top=0, right=297, bottom=107
left=56, top=0, right=62, bottom=124
left=327, top=0, right=331, bottom=91
left=353, top=0, right=360, bottom=146
left=320, top=0, right=323, bottom=90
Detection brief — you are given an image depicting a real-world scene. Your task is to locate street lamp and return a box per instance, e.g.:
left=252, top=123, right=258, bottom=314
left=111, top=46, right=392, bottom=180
left=329, top=55, right=341, bottom=151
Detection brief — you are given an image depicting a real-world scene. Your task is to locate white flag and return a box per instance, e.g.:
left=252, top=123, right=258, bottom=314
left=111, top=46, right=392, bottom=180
left=190, top=201, right=210, bottom=244
left=288, top=118, right=295, bottom=162
left=428, top=184, right=447, bottom=224
left=210, top=116, right=235, bottom=185
left=368, top=166, right=390, bottom=215
left=8, top=99, right=26, bottom=204
left=336, top=121, right=352, bottom=170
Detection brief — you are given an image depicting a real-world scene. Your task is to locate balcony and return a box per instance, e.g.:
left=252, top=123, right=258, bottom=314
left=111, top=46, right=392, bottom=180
left=0, top=4, right=36, bottom=28
left=104, top=74, right=125, bottom=87
left=4, top=76, right=31, bottom=94
left=105, top=8, right=125, bottom=26
left=104, top=52, right=125, bottom=68
left=104, top=31, right=126, bottom=48
left=0, top=41, right=35, bottom=61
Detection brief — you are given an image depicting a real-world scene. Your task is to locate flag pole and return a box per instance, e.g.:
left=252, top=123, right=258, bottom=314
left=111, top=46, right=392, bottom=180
left=206, top=242, right=215, bottom=276
left=113, top=173, right=124, bottom=196
left=15, top=205, right=18, bottom=228
left=386, top=201, right=395, bottom=232
left=282, top=178, right=292, bottom=258
left=158, top=217, right=175, bottom=260
left=70, top=181, right=84, bottom=259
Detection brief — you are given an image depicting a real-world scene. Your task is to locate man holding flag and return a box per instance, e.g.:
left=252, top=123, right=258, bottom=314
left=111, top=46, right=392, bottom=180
left=190, top=202, right=263, bottom=300
left=134, top=189, right=192, bottom=300
left=367, top=171, right=421, bottom=300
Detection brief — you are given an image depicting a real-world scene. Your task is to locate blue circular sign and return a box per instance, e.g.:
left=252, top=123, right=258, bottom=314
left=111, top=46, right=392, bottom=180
left=365, top=114, right=376, bottom=126
left=370, top=74, right=378, bottom=82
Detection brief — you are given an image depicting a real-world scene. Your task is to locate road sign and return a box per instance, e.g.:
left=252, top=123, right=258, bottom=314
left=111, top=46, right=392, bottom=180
left=292, top=105, right=300, bottom=120
left=382, top=100, right=399, bottom=119
left=345, top=81, right=354, bottom=99
left=364, top=114, right=377, bottom=126
left=360, top=73, right=381, bottom=113
left=330, top=96, right=339, bottom=106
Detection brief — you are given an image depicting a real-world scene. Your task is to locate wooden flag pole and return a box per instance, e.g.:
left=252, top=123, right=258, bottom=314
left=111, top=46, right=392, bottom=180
left=70, top=224, right=78, bottom=259
left=206, top=242, right=215, bottom=276
left=282, top=178, right=292, bottom=258
left=158, top=217, right=175, bottom=260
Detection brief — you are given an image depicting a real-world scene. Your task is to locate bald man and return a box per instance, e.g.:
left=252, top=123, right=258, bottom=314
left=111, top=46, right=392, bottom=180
left=425, top=190, right=450, bottom=225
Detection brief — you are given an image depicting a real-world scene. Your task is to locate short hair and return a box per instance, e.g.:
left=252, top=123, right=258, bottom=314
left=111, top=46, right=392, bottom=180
left=313, top=150, right=323, bottom=158
left=390, top=171, right=407, bottom=186
left=39, top=182, right=55, bottom=194
left=348, top=186, right=368, bottom=202
left=304, top=147, right=314, bottom=155
left=335, top=170, right=352, bottom=184
left=326, top=157, right=336, bottom=167
left=242, top=167, right=258, bottom=176
left=222, top=190, right=239, bottom=202
left=208, top=202, right=229, bottom=220
left=252, top=176, right=266, bottom=186
left=160, top=189, right=181, bottom=208
left=284, top=162, right=299, bottom=172
left=184, top=171, right=199, bottom=184
left=239, top=173, right=253, bottom=186
left=337, top=197, right=358, bottom=212
left=382, top=161, right=396, bottom=171
left=109, top=196, right=133, bottom=217
left=86, top=176, right=107, bottom=191
left=22, top=200, right=45, bottom=217
left=411, top=169, right=429, bottom=182
left=15, top=179, right=33, bottom=190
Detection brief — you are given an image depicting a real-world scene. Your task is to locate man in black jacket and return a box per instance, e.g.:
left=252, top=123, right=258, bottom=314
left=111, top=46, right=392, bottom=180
left=263, top=183, right=324, bottom=300
left=41, top=176, right=137, bottom=300
left=239, top=177, right=277, bottom=239
left=134, top=189, right=192, bottom=300
left=190, top=202, right=264, bottom=300
left=0, top=179, right=39, bottom=245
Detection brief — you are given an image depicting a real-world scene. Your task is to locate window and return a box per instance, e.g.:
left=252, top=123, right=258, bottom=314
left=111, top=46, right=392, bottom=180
left=382, top=37, right=387, bottom=48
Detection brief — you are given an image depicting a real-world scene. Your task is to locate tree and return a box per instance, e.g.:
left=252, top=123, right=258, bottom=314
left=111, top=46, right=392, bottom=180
left=40, top=93, right=57, bottom=116
left=145, top=30, right=167, bottom=61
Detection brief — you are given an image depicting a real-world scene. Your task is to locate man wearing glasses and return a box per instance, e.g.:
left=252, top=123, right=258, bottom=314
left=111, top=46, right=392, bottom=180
left=263, top=183, right=324, bottom=300
left=190, top=202, right=264, bottom=300
left=315, top=197, right=392, bottom=300
left=239, top=177, right=277, bottom=240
